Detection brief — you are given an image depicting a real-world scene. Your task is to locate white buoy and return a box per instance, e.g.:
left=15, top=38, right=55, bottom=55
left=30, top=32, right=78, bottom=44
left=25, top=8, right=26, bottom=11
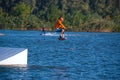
left=0, top=33, right=5, bottom=36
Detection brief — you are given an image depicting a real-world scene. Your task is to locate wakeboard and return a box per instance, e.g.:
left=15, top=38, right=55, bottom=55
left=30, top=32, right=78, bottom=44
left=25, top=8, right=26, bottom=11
left=58, top=37, right=66, bottom=40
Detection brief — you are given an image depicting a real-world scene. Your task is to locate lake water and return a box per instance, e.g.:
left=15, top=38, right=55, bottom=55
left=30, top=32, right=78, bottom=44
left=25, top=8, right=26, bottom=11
left=0, top=30, right=120, bottom=80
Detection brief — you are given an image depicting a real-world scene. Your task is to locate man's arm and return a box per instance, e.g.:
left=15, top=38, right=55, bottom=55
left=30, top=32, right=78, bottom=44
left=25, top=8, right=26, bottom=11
left=59, top=21, right=66, bottom=29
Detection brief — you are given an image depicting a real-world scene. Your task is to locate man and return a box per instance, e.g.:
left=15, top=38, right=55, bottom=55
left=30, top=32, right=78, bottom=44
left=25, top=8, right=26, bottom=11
left=54, top=16, right=66, bottom=39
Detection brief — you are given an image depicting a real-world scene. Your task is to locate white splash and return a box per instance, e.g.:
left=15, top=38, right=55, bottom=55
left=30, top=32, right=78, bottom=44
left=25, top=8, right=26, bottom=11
left=42, top=32, right=59, bottom=36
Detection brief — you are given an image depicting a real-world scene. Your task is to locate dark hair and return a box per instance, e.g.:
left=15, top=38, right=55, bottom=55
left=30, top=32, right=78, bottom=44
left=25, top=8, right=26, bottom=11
left=58, top=16, right=62, bottom=19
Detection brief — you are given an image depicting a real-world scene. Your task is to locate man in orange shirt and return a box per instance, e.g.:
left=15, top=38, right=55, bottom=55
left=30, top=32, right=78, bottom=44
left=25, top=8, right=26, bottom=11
left=54, top=16, right=66, bottom=39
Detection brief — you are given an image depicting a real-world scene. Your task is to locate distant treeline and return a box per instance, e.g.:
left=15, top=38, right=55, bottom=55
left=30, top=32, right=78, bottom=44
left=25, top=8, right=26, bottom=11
left=0, top=0, right=120, bottom=32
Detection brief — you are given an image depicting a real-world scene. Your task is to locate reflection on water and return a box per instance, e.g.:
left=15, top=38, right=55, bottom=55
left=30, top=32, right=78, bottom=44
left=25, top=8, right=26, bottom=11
left=0, top=30, right=120, bottom=80
left=0, top=65, right=69, bottom=80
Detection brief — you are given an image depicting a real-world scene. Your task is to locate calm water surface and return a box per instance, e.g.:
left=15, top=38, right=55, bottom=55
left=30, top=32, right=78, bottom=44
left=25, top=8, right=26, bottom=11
left=0, top=30, right=120, bottom=80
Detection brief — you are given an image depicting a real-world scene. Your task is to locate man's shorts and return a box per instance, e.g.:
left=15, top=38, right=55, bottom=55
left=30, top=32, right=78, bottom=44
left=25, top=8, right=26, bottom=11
left=55, top=28, right=62, bottom=32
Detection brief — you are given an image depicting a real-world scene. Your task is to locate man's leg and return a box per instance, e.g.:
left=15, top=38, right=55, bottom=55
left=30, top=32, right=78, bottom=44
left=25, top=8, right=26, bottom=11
left=60, top=29, right=65, bottom=38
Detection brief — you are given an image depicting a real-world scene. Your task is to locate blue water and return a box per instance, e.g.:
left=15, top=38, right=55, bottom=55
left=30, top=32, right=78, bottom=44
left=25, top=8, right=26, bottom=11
left=0, top=30, right=120, bottom=80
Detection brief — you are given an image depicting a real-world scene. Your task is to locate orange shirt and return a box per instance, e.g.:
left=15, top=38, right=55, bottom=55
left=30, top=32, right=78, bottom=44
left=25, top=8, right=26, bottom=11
left=54, top=19, right=65, bottom=29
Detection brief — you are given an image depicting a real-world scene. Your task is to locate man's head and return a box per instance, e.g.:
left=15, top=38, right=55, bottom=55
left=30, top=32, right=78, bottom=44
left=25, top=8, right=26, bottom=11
left=59, top=16, right=64, bottom=22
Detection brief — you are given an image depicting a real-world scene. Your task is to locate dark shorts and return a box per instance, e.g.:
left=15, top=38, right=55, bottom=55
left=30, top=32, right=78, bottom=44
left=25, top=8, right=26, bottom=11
left=55, top=28, right=62, bottom=32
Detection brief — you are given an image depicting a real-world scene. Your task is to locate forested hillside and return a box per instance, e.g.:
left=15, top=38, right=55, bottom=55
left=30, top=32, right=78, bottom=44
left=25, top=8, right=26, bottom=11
left=0, top=0, right=120, bottom=32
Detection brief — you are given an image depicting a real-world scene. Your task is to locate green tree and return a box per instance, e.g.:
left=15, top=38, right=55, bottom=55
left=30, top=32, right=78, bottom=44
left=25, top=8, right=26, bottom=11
left=12, top=2, right=31, bottom=29
left=46, top=4, right=61, bottom=22
left=12, top=2, right=31, bottom=18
